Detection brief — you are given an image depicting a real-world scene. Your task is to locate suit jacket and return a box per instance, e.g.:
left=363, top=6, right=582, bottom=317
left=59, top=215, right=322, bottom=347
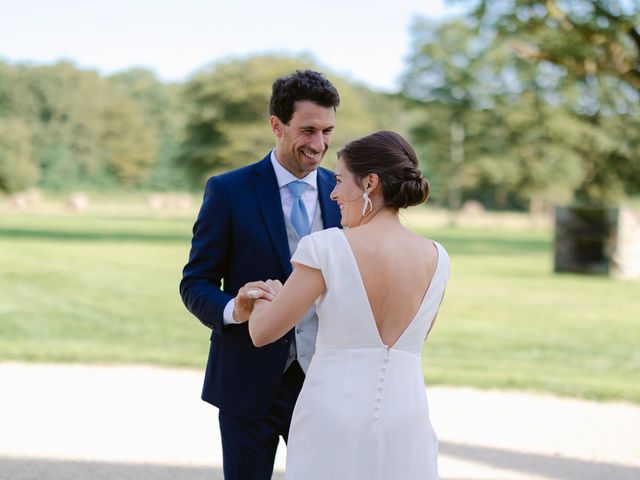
left=180, top=153, right=341, bottom=419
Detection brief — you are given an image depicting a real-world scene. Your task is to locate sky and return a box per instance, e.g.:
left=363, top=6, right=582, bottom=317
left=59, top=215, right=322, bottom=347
left=0, top=0, right=466, bottom=92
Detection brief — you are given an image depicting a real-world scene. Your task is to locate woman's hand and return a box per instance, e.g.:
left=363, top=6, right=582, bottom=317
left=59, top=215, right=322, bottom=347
left=232, top=281, right=278, bottom=322
left=252, top=280, right=283, bottom=309
left=264, top=279, right=283, bottom=295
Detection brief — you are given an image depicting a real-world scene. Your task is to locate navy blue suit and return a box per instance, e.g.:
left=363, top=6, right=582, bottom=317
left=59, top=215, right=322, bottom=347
left=180, top=153, right=341, bottom=478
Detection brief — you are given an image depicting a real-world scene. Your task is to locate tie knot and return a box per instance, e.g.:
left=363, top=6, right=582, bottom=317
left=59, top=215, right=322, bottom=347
left=287, top=180, right=308, bottom=198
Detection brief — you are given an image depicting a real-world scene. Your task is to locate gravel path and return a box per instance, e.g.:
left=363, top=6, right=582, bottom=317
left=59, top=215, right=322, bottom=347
left=1, top=363, right=638, bottom=480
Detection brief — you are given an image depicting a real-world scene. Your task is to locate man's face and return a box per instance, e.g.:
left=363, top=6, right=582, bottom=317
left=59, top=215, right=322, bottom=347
left=272, top=100, right=336, bottom=178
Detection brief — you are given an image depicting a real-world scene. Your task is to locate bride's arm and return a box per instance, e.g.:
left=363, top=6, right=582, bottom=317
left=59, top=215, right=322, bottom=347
left=249, top=264, right=325, bottom=347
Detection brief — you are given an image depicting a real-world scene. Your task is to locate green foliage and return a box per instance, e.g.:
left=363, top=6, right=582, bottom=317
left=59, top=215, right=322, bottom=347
left=179, top=55, right=405, bottom=186
left=403, top=18, right=502, bottom=109
left=179, top=56, right=306, bottom=185
left=108, top=69, right=189, bottom=190
left=402, top=18, right=520, bottom=209
left=459, top=0, right=640, bottom=203
left=466, top=0, right=640, bottom=88
left=0, top=118, right=39, bottom=192
left=403, top=8, right=640, bottom=209
left=1, top=32, right=637, bottom=205
left=468, top=91, right=585, bottom=207
left=0, top=61, right=185, bottom=191
left=102, top=92, right=157, bottom=185
left=1, top=56, right=401, bottom=192
left=20, top=63, right=109, bottom=188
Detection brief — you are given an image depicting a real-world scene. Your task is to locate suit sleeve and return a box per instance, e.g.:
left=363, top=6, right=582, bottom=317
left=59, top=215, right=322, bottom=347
left=179, top=176, right=234, bottom=333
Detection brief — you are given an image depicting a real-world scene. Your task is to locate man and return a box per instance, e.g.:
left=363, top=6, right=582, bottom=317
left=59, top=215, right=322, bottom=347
left=180, top=70, right=341, bottom=479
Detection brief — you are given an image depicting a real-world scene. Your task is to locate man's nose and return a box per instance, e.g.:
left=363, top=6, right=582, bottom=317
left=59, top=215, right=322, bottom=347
left=309, top=131, right=325, bottom=152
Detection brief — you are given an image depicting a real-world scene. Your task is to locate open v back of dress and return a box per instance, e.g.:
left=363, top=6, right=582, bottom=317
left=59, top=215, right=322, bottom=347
left=339, top=229, right=441, bottom=349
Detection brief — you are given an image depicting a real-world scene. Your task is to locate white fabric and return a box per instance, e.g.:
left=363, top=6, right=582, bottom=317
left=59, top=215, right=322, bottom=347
left=287, top=227, right=449, bottom=480
left=222, top=299, right=239, bottom=325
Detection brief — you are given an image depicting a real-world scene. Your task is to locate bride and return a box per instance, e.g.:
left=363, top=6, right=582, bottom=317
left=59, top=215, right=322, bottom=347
left=247, top=130, right=449, bottom=479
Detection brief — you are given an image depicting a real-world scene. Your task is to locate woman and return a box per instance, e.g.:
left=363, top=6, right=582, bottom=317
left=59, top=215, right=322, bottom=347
left=248, top=131, right=449, bottom=479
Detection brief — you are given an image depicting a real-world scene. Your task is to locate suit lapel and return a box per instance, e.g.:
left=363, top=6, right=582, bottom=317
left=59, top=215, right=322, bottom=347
left=251, top=155, right=292, bottom=276
left=318, top=168, right=341, bottom=229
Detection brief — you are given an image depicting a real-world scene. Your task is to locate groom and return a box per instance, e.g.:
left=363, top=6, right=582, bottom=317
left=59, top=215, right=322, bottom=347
left=180, top=70, right=341, bottom=479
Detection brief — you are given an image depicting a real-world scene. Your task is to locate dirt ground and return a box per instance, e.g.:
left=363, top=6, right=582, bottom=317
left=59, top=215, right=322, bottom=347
left=1, top=363, right=638, bottom=480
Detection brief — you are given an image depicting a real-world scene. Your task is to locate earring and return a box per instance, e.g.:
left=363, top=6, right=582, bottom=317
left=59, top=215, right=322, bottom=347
left=361, top=192, right=373, bottom=217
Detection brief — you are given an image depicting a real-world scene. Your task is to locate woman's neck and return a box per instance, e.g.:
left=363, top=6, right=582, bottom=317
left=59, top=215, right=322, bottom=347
left=359, top=207, right=400, bottom=228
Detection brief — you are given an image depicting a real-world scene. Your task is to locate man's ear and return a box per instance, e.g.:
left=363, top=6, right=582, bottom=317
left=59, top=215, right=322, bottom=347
left=270, top=115, right=284, bottom=137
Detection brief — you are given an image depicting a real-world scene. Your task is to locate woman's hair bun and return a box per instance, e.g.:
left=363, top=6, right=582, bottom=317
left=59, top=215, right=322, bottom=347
left=338, top=131, right=429, bottom=209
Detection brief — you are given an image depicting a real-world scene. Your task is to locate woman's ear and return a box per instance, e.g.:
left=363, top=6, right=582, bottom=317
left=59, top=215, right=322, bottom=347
left=367, top=173, right=380, bottom=193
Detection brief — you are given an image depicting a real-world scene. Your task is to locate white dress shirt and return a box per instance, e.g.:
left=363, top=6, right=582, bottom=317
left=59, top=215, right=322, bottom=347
left=223, top=150, right=319, bottom=324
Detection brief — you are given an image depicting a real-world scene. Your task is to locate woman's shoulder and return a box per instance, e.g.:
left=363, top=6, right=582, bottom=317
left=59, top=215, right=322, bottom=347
left=427, top=239, right=450, bottom=278
left=292, top=228, right=344, bottom=269
left=428, top=238, right=448, bottom=255
left=402, top=232, right=450, bottom=275
left=307, top=227, right=343, bottom=244
left=297, top=227, right=344, bottom=256
left=417, top=235, right=448, bottom=260
left=402, top=228, right=444, bottom=253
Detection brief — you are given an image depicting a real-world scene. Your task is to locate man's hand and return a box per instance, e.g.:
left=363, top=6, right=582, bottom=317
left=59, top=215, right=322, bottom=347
left=233, top=281, right=278, bottom=322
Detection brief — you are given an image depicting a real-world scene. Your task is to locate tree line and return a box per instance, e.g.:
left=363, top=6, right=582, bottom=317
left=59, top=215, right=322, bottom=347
left=1, top=0, right=638, bottom=211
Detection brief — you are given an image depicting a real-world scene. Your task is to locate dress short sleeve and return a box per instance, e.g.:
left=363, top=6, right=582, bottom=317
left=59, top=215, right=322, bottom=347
left=291, top=235, right=320, bottom=269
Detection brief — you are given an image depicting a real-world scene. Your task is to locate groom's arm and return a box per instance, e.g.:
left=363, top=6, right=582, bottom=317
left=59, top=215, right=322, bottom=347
left=180, top=175, right=234, bottom=334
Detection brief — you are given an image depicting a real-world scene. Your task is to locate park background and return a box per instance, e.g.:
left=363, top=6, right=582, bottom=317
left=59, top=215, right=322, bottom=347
left=1, top=1, right=639, bottom=478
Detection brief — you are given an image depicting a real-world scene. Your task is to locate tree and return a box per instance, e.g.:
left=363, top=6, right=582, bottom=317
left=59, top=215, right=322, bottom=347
left=460, top=0, right=640, bottom=87
left=402, top=18, right=510, bottom=218
left=467, top=89, right=586, bottom=211
left=0, top=62, right=172, bottom=190
left=404, top=10, right=640, bottom=209
left=456, top=0, right=640, bottom=204
left=0, top=118, right=38, bottom=193
left=101, top=92, right=157, bottom=186
left=179, top=56, right=302, bottom=185
left=109, top=69, right=187, bottom=189
left=180, top=54, right=404, bottom=187
left=19, top=63, right=108, bottom=188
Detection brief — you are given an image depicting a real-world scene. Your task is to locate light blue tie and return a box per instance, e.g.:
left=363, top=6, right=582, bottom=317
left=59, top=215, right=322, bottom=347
left=287, top=180, right=311, bottom=237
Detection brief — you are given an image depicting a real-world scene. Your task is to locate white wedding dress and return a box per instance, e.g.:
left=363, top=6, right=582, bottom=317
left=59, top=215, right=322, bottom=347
left=286, top=227, right=449, bottom=480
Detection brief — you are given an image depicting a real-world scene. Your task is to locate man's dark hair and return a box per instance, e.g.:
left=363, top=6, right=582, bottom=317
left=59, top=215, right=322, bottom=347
left=269, top=70, right=340, bottom=125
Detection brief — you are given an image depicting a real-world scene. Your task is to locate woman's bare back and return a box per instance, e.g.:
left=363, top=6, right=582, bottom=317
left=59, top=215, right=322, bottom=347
left=343, top=224, right=439, bottom=347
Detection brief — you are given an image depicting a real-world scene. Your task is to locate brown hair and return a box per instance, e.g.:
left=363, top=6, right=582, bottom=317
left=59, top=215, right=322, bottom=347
left=337, top=131, right=429, bottom=209
left=269, top=70, right=340, bottom=124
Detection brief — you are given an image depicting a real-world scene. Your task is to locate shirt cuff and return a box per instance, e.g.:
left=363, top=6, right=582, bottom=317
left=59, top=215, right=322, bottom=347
left=223, top=297, right=240, bottom=325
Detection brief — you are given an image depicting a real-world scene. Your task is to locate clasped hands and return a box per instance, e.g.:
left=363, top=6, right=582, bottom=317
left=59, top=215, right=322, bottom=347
left=233, top=280, right=282, bottom=323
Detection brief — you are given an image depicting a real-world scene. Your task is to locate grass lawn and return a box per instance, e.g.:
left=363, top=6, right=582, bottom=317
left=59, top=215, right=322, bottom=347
left=1, top=201, right=639, bottom=403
